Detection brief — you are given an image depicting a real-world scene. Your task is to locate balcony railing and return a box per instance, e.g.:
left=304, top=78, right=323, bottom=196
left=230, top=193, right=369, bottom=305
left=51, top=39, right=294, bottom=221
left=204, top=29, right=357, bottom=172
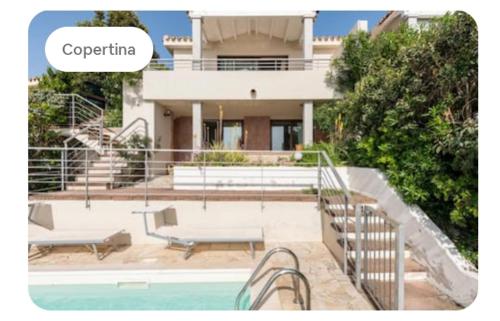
left=146, top=58, right=332, bottom=71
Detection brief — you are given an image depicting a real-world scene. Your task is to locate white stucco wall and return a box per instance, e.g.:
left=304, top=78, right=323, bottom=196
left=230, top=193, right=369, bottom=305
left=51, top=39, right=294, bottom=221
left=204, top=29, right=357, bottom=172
left=142, top=70, right=338, bottom=101
left=30, top=200, right=322, bottom=245
left=173, top=166, right=333, bottom=191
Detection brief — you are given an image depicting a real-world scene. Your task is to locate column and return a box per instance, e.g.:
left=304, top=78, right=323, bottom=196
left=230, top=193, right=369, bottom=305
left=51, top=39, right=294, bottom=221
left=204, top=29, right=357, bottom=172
left=303, top=101, right=313, bottom=146
left=192, top=16, right=202, bottom=70
left=192, top=102, right=202, bottom=150
left=303, top=16, right=314, bottom=70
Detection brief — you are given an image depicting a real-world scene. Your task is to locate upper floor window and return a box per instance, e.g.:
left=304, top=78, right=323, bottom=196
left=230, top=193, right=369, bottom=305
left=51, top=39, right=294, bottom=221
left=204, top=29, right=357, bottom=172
left=216, top=56, right=289, bottom=71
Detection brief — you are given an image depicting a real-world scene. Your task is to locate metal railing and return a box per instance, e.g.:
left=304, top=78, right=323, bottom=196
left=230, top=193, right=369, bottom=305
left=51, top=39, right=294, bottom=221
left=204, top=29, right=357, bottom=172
left=28, top=147, right=350, bottom=212
left=317, top=150, right=352, bottom=274
left=146, top=58, right=331, bottom=71
left=249, top=268, right=311, bottom=310
left=235, top=247, right=300, bottom=310
left=30, top=93, right=104, bottom=130
left=355, top=205, right=405, bottom=310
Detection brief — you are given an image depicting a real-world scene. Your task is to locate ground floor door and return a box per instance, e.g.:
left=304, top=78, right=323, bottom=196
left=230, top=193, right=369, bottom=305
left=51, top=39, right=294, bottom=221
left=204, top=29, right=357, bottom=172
left=271, top=120, right=303, bottom=151
left=203, top=120, right=243, bottom=149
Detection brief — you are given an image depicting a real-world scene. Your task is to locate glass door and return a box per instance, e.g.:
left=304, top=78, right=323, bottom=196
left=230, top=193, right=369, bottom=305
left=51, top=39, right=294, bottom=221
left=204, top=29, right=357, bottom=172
left=203, top=120, right=243, bottom=149
left=222, top=121, right=243, bottom=150
left=271, top=121, right=303, bottom=150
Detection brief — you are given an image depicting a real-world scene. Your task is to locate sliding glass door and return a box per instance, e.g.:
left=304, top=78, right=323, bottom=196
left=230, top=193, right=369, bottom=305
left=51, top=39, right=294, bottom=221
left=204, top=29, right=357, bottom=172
left=271, top=121, right=303, bottom=151
left=203, top=120, right=243, bottom=150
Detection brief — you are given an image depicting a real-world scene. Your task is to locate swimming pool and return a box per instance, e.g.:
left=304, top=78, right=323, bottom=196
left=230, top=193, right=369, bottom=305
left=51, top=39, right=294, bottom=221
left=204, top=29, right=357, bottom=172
left=29, top=269, right=251, bottom=310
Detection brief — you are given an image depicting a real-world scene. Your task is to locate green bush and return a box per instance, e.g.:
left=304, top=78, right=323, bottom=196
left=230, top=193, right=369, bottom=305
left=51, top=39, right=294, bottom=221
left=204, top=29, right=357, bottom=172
left=195, top=142, right=249, bottom=165
left=318, top=12, right=478, bottom=265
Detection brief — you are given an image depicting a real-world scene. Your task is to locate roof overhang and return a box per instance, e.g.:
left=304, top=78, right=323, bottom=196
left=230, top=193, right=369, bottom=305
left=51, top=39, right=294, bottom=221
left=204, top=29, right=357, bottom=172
left=187, top=11, right=317, bottom=43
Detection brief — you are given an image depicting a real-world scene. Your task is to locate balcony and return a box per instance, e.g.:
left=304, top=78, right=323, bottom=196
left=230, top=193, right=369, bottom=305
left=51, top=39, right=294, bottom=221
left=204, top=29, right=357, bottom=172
left=146, top=58, right=331, bottom=71
left=142, top=58, right=338, bottom=101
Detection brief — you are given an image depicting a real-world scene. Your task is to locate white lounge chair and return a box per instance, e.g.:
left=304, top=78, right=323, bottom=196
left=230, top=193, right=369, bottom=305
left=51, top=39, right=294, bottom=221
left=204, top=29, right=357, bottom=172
left=155, top=225, right=264, bottom=259
left=28, top=223, right=125, bottom=260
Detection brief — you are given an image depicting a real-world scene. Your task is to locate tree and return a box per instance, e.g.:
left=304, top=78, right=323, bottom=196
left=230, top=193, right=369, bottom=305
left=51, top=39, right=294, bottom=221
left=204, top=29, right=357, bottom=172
left=37, top=11, right=158, bottom=126
left=316, top=12, right=478, bottom=265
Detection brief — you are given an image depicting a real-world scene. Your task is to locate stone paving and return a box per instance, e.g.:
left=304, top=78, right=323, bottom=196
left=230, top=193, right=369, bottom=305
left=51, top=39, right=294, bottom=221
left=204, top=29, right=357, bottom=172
left=29, top=241, right=373, bottom=310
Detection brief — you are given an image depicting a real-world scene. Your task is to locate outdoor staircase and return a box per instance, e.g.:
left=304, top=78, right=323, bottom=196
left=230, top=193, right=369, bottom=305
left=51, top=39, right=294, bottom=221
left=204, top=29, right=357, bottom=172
left=323, top=195, right=459, bottom=310
left=65, top=149, right=128, bottom=191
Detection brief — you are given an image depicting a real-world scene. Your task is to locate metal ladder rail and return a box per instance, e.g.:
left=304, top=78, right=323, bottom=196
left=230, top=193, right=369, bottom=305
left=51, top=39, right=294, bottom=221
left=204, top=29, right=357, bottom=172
left=249, top=268, right=311, bottom=310
left=234, top=247, right=300, bottom=310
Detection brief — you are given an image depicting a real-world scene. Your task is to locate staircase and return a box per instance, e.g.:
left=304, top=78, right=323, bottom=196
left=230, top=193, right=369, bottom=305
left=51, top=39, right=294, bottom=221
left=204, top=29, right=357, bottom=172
left=323, top=195, right=459, bottom=310
left=65, top=149, right=128, bottom=191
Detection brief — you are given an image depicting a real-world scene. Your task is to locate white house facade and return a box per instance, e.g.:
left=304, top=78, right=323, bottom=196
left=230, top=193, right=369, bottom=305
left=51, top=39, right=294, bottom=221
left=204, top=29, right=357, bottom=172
left=123, top=11, right=355, bottom=159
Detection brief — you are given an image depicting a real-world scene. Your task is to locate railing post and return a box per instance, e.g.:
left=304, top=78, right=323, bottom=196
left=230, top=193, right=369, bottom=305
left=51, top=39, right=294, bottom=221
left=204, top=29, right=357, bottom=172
left=202, top=150, right=206, bottom=210
left=363, top=206, right=369, bottom=284
left=260, top=155, right=264, bottom=211
left=355, top=204, right=362, bottom=290
left=144, top=150, right=149, bottom=207
left=98, top=121, right=103, bottom=149
left=85, top=149, right=89, bottom=208
left=60, top=150, right=65, bottom=191
left=71, top=94, right=75, bottom=129
left=317, top=153, right=321, bottom=210
left=109, top=144, right=113, bottom=189
left=343, top=194, right=349, bottom=274
left=394, top=224, right=405, bottom=310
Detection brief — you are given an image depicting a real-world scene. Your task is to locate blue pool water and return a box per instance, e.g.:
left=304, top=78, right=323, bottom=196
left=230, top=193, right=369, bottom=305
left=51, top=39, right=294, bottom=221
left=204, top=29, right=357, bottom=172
left=29, top=282, right=250, bottom=310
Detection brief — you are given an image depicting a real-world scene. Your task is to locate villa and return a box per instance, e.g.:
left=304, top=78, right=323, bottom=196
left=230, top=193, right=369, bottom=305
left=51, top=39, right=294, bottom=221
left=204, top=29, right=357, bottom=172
left=28, top=11, right=477, bottom=311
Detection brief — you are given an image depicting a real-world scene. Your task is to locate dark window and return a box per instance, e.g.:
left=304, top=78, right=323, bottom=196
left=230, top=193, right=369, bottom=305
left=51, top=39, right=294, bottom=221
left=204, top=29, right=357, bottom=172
left=217, top=56, right=288, bottom=71
left=271, top=120, right=303, bottom=151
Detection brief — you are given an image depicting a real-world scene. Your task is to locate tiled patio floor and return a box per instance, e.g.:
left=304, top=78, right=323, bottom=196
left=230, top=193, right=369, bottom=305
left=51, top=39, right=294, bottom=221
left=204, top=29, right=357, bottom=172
left=29, top=241, right=374, bottom=310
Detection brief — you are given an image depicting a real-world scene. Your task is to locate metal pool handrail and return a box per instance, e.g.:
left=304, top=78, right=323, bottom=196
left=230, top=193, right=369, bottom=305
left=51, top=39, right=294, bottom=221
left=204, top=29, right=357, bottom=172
left=249, top=268, right=311, bottom=310
left=234, top=247, right=300, bottom=310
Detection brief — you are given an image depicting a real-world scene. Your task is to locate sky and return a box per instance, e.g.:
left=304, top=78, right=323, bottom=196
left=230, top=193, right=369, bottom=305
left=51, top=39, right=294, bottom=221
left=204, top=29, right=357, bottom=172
left=28, top=11, right=387, bottom=77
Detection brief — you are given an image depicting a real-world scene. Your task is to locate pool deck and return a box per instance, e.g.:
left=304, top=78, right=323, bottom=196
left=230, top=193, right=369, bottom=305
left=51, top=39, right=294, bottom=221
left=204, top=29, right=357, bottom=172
left=29, top=241, right=374, bottom=310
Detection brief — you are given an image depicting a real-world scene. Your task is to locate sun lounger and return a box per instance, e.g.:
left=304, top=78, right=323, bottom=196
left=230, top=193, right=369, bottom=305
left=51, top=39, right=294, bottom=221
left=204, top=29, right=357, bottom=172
left=155, top=225, right=264, bottom=259
left=28, top=224, right=124, bottom=260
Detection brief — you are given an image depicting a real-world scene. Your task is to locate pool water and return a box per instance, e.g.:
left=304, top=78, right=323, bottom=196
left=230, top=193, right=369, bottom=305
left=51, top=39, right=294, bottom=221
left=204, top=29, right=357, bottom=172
left=29, top=282, right=250, bottom=310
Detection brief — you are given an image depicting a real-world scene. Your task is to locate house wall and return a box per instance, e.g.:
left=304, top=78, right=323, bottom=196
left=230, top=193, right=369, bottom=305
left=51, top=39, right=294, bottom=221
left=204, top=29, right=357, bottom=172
left=30, top=200, right=322, bottom=244
left=173, top=116, right=193, bottom=161
left=243, top=116, right=270, bottom=150
left=142, top=70, right=337, bottom=101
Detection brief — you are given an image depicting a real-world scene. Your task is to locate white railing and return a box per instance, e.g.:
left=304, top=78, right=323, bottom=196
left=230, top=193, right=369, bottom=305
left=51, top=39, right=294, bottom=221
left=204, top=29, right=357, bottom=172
left=355, top=205, right=405, bottom=310
left=146, top=58, right=332, bottom=71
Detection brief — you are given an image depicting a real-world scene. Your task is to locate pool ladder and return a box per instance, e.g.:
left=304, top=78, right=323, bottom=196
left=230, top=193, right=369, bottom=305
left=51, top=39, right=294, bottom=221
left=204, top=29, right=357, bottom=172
left=234, top=247, right=311, bottom=310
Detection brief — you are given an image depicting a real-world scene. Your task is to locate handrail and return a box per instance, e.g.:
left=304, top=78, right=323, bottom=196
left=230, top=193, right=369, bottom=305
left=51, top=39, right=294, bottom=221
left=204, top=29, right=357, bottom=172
left=109, top=117, right=149, bottom=147
left=147, top=58, right=332, bottom=71
left=320, top=150, right=351, bottom=200
left=63, top=123, right=99, bottom=149
left=234, top=247, right=300, bottom=310
left=249, top=268, right=311, bottom=310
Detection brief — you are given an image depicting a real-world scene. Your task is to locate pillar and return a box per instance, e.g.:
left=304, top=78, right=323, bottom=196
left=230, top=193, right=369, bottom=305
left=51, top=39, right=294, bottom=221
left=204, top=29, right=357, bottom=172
left=192, top=102, right=202, bottom=150
left=303, top=16, right=314, bottom=70
left=303, top=101, right=313, bottom=146
left=192, top=16, right=202, bottom=70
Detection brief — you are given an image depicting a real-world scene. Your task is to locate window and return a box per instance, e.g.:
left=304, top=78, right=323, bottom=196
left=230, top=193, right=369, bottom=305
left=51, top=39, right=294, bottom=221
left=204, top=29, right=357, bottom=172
left=271, top=120, right=303, bottom=151
left=217, top=56, right=289, bottom=71
left=203, top=120, right=243, bottom=150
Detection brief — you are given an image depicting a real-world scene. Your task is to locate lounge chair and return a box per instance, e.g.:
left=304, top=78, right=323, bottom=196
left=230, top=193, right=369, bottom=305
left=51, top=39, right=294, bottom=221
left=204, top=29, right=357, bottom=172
left=154, top=225, right=264, bottom=259
left=28, top=223, right=125, bottom=260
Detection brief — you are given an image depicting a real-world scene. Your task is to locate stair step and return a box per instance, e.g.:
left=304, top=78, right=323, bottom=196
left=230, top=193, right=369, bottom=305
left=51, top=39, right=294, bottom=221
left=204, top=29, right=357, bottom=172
left=340, top=232, right=396, bottom=241
left=91, top=162, right=127, bottom=168
left=364, top=272, right=427, bottom=281
left=348, top=250, right=411, bottom=260
left=75, top=176, right=115, bottom=183
left=404, top=280, right=459, bottom=310
left=66, top=182, right=110, bottom=191
left=362, top=258, right=427, bottom=273
left=88, top=169, right=123, bottom=174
